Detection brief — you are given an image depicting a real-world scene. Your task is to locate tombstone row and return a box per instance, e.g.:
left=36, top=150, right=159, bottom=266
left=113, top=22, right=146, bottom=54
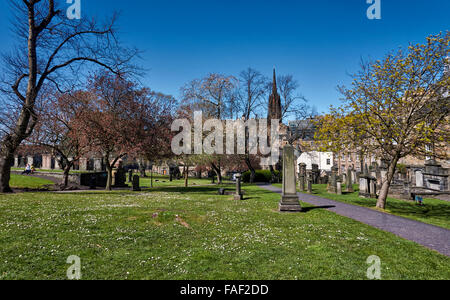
left=13, top=154, right=105, bottom=172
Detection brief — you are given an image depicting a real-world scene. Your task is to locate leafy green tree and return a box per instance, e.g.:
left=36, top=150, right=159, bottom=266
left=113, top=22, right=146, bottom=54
left=319, top=32, right=449, bottom=209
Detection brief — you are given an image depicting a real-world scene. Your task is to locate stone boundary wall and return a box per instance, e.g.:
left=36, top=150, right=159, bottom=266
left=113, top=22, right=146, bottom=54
left=11, top=171, right=81, bottom=185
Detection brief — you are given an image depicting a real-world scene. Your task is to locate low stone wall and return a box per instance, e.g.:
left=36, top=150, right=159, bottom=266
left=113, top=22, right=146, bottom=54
left=11, top=171, right=81, bottom=185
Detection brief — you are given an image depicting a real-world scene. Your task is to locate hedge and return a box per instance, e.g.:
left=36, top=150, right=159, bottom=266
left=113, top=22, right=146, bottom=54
left=242, top=170, right=281, bottom=183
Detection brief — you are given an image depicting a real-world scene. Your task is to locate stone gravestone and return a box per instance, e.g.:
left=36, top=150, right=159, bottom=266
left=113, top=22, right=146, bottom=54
left=42, top=154, right=52, bottom=170
left=328, top=166, right=338, bottom=194
left=415, top=170, right=424, bottom=188
left=359, top=175, right=369, bottom=198
left=279, top=145, right=302, bottom=212
left=307, top=171, right=313, bottom=194
left=93, top=158, right=102, bottom=172
left=312, top=164, right=320, bottom=184
left=234, top=174, right=244, bottom=201
left=321, top=173, right=329, bottom=185
left=374, top=162, right=382, bottom=188
left=131, top=175, right=141, bottom=192
left=346, top=168, right=354, bottom=193
left=370, top=179, right=377, bottom=198
left=113, top=163, right=127, bottom=188
left=298, top=163, right=306, bottom=192
left=337, top=181, right=342, bottom=195
left=79, top=158, right=88, bottom=171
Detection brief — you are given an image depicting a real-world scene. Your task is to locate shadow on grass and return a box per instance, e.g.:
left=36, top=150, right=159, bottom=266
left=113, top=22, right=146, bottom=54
left=302, top=205, right=336, bottom=213
left=387, top=201, right=450, bottom=220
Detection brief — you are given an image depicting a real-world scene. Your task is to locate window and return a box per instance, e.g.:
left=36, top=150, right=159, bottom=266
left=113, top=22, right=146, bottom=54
left=326, top=159, right=331, bottom=166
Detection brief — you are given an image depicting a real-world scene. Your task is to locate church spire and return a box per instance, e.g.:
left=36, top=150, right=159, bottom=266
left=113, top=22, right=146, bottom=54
left=272, top=68, right=277, bottom=94
left=268, top=68, right=282, bottom=123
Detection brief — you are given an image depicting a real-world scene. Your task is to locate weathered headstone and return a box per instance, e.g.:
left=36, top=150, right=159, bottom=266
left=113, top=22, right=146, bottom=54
left=322, top=174, right=329, bottom=185
left=79, top=158, right=88, bottom=171
left=42, top=154, right=52, bottom=170
left=113, top=163, right=127, bottom=188
left=370, top=179, right=377, bottom=198
left=307, top=172, right=313, bottom=194
left=93, top=158, right=102, bottom=172
left=312, top=164, right=320, bottom=184
left=415, top=170, right=424, bottom=188
left=234, top=174, right=244, bottom=201
left=337, top=181, right=342, bottom=195
left=298, top=163, right=306, bottom=192
left=131, top=175, right=141, bottom=192
left=359, top=175, right=369, bottom=198
left=346, top=168, right=354, bottom=193
left=279, top=145, right=302, bottom=212
left=328, top=166, right=338, bottom=194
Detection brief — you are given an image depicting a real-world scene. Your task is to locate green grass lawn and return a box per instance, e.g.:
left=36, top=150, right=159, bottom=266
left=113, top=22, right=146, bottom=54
left=0, top=185, right=448, bottom=280
left=296, top=184, right=450, bottom=230
left=9, top=174, right=55, bottom=190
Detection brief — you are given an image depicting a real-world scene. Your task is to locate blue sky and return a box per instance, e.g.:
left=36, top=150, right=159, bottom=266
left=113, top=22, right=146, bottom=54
left=0, top=0, right=449, bottom=114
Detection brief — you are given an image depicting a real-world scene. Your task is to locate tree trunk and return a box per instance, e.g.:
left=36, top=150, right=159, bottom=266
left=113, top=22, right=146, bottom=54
left=0, top=152, right=14, bottom=193
left=184, top=166, right=189, bottom=188
left=105, top=164, right=113, bottom=191
left=150, top=167, right=153, bottom=188
left=139, top=160, right=147, bottom=178
left=376, top=156, right=400, bottom=210
left=211, top=163, right=222, bottom=184
left=269, top=165, right=278, bottom=183
left=245, top=156, right=256, bottom=183
left=62, top=165, right=71, bottom=189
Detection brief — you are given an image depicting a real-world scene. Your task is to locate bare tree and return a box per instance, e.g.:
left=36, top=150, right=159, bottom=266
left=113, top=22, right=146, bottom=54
left=0, top=0, right=138, bottom=192
left=30, top=90, right=93, bottom=188
left=181, top=73, right=237, bottom=183
left=181, top=73, right=237, bottom=119
left=237, top=68, right=267, bottom=183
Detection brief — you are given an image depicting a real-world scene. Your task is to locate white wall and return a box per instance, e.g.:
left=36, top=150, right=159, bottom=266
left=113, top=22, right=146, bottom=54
left=297, top=152, right=334, bottom=172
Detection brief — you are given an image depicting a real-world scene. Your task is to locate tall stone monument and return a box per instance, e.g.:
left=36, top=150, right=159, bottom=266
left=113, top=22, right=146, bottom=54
left=346, top=168, right=354, bottom=193
left=234, top=173, right=244, bottom=201
left=279, top=145, right=302, bottom=212
left=307, top=171, right=313, bottom=194
left=328, top=166, right=338, bottom=194
left=131, top=175, right=141, bottom=192
left=312, top=164, right=320, bottom=184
